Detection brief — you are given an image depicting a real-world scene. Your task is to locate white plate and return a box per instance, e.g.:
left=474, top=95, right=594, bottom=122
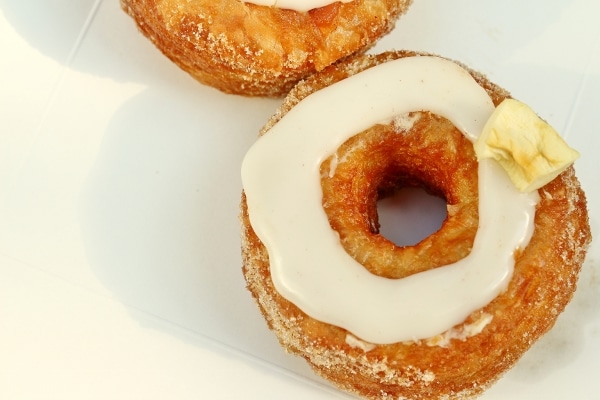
left=1, top=0, right=598, bottom=398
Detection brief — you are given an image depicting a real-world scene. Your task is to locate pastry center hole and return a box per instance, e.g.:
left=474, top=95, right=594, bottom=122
left=377, top=187, right=447, bottom=247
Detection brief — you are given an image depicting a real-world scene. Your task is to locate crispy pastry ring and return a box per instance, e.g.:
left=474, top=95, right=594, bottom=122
left=240, top=51, right=591, bottom=399
left=120, top=0, right=412, bottom=97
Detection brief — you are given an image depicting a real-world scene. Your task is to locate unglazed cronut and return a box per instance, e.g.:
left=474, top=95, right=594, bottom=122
left=240, top=51, right=592, bottom=399
left=120, top=0, right=412, bottom=97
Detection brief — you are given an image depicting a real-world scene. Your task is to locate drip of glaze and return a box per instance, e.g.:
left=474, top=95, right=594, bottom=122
left=243, top=0, right=353, bottom=12
left=241, top=56, right=539, bottom=344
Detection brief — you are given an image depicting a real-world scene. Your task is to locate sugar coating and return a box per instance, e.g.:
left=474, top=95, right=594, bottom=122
left=120, top=0, right=413, bottom=96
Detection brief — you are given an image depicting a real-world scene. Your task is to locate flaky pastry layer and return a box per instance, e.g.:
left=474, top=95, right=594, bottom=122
left=121, top=0, right=412, bottom=96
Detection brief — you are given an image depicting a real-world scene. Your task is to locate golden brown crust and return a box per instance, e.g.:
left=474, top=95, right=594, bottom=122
left=241, top=51, right=592, bottom=399
left=240, top=51, right=592, bottom=399
left=120, top=0, right=412, bottom=97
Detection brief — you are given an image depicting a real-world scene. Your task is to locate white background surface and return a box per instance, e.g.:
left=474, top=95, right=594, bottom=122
left=1, top=0, right=599, bottom=399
